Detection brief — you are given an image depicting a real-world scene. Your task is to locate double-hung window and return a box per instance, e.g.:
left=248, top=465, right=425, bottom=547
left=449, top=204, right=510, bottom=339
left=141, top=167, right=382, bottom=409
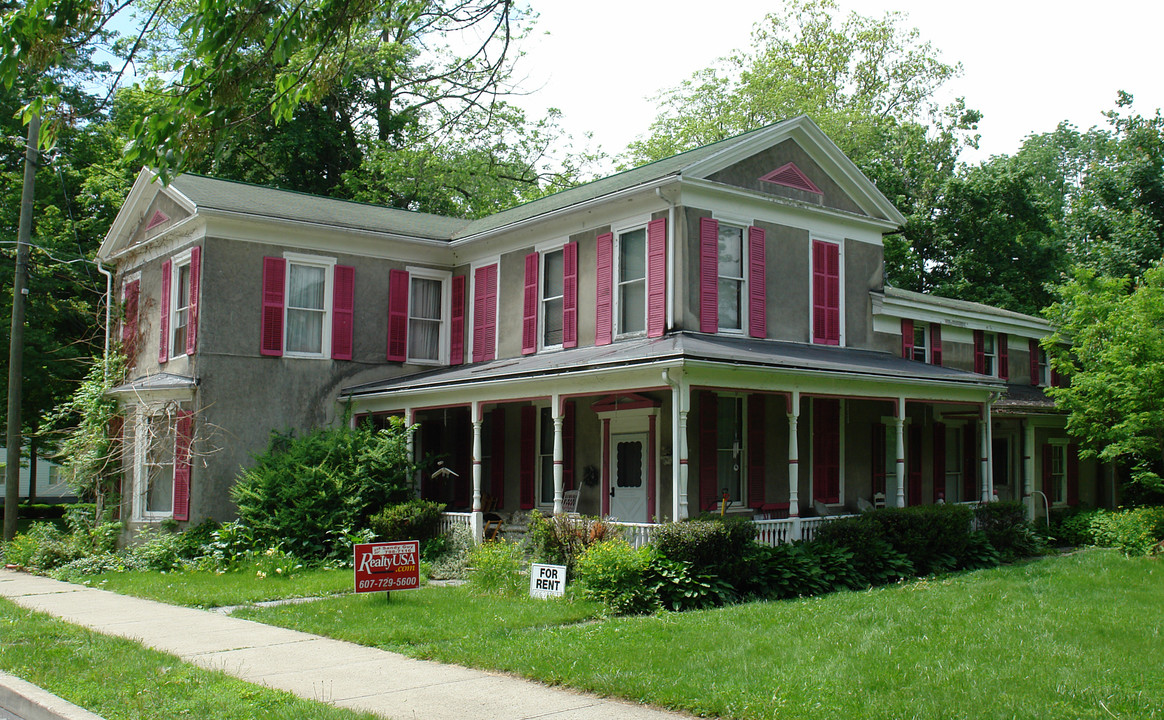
left=617, top=227, right=647, bottom=337
left=260, top=253, right=354, bottom=360
left=542, top=249, right=565, bottom=348
left=1047, top=442, right=1067, bottom=505
left=286, top=261, right=330, bottom=356
left=132, top=404, right=193, bottom=522
left=159, top=247, right=201, bottom=362
left=387, top=266, right=450, bottom=364
left=522, top=243, right=577, bottom=354
left=974, top=330, right=1007, bottom=377
left=717, top=225, right=745, bottom=332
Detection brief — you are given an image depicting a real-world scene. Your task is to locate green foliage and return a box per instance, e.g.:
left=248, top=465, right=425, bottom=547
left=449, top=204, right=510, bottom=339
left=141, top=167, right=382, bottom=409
left=1044, top=262, right=1164, bottom=497
left=573, top=539, right=657, bottom=615
left=124, top=527, right=190, bottom=572
left=369, top=499, right=445, bottom=542
left=974, top=501, right=1044, bottom=561
left=524, top=511, right=617, bottom=576
left=801, top=542, right=865, bottom=593
left=231, top=419, right=416, bottom=558
left=1087, top=506, right=1164, bottom=556
left=863, top=503, right=973, bottom=575
left=467, top=539, right=526, bottom=596
left=747, top=542, right=830, bottom=599
left=812, top=516, right=915, bottom=586
left=429, top=524, right=474, bottom=581
left=2, top=521, right=81, bottom=570
left=959, top=531, right=1003, bottom=570
left=646, top=555, right=733, bottom=611
left=1050, top=507, right=1102, bottom=546
left=652, top=516, right=756, bottom=580
left=49, top=552, right=127, bottom=582
left=250, top=546, right=304, bottom=580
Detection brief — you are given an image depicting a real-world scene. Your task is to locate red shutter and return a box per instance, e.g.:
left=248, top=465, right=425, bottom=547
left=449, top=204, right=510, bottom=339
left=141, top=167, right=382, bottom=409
left=872, top=423, right=887, bottom=496
left=185, top=246, right=201, bottom=355
left=490, top=407, right=505, bottom=505
left=999, top=332, right=1010, bottom=380
left=748, top=226, right=767, bottom=338
left=813, top=241, right=840, bottom=345
left=973, top=330, right=985, bottom=374
left=932, top=422, right=946, bottom=502
left=813, top=399, right=840, bottom=504
left=1067, top=443, right=1080, bottom=506
left=520, top=405, right=536, bottom=509
left=387, top=268, right=409, bottom=362
left=159, top=259, right=171, bottom=362
left=562, top=242, right=578, bottom=348
left=450, top=275, right=465, bottom=366
left=699, top=391, right=719, bottom=511
left=963, top=424, right=977, bottom=501
left=931, top=324, right=942, bottom=366
left=260, top=257, right=286, bottom=357
left=747, top=394, right=766, bottom=508
left=473, top=265, right=498, bottom=362
left=1029, top=339, right=1039, bottom=386
left=522, top=252, right=538, bottom=354
left=647, top=218, right=667, bottom=338
left=173, top=410, right=193, bottom=521
left=908, top=424, right=922, bottom=506
left=331, top=264, right=355, bottom=360
left=699, top=217, right=719, bottom=333
left=563, top=401, right=576, bottom=491
left=901, top=318, right=914, bottom=360
left=122, top=280, right=140, bottom=366
left=595, top=233, right=613, bottom=346
left=1041, top=444, right=1053, bottom=498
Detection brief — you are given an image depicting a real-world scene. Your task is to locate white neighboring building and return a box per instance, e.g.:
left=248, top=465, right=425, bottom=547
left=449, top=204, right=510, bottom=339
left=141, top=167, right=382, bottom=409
left=0, top=447, right=75, bottom=502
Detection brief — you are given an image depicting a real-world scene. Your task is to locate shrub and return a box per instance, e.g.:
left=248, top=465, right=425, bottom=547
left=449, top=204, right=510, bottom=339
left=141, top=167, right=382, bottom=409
left=652, top=516, right=756, bottom=583
left=574, top=539, right=657, bottom=614
left=525, top=511, right=615, bottom=576
left=231, top=419, right=416, bottom=559
left=467, top=539, right=526, bottom=596
left=974, top=501, right=1044, bottom=561
left=50, top=553, right=127, bottom=582
left=801, top=542, right=864, bottom=592
left=748, top=543, right=828, bottom=600
left=1088, top=506, right=1164, bottom=556
left=1051, top=507, right=1103, bottom=546
left=646, top=555, right=733, bottom=611
left=369, top=499, right=445, bottom=542
left=812, top=516, right=914, bottom=587
left=430, top=524, right=474, bottom=580
left=865, top=504, right=972, bottom=575
left=959, top=531, right=1002, bottom=570
left=4, top=523, right=82, bottom=571
left=124, top=527, right=188, bottom=572
left=250, top=546, right=303, bottom=579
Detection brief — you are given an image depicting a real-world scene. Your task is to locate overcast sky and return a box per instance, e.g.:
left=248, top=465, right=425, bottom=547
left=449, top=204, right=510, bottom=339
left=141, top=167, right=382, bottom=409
left=512, top=0, right=1164, bottom=168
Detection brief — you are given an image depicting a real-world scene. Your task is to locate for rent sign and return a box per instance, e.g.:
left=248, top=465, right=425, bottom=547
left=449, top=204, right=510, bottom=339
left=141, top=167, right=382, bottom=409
left=529, top=563, right=566, bottom=598
left=354, top=541, right=420, bottom=594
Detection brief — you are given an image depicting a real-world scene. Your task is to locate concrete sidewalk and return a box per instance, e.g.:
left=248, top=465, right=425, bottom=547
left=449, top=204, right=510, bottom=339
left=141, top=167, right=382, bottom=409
left=0, top=570, right=685, bottom=720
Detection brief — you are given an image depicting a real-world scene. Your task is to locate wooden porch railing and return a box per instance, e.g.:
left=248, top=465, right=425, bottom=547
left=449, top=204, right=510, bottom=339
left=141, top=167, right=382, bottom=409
left=608, top=514, right=857, bottom=549
left=438, top=511, right=474, bottom=536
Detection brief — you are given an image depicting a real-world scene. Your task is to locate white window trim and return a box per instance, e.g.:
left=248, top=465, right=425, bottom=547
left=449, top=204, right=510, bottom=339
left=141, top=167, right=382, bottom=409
left=537, top=243, right=566, bottom=353
left=1048, top=439, right=1070, bottom=507
left=282, top=251, right=336, bottom=359
left=131, top=405, right=176, bottom=522
left=405, top=265, right=452, bottom=366
left=716, top=393, right=747, bottom=508
left=167, top=249, right=192, bottom=361
left=983, top=331, right=999, bottom=377
left=1036, top=347, right=1051, bottom=386
left=613, top=225, right=649, bottom=340
left=535, top=402, right=554, bottom=509
left=911, top=321, right=930, bottom=363
left=808, top=236, right=846, bottom=347
left=467, top=256, right=500, bottom=363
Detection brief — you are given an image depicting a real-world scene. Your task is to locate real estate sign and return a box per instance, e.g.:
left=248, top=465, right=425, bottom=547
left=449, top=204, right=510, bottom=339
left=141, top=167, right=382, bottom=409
left=354, top=541, right=420, bottom=593
left=529, top=563, right=566, bottom=598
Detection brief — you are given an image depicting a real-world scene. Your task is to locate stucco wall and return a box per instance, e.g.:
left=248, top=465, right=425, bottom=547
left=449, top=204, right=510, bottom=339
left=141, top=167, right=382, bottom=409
left=706, top=139, right=867, bottom=216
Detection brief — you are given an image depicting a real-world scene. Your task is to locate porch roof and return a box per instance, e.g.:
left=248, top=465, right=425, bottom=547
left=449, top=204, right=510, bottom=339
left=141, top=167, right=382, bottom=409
left=107, top=372, right=197, bottom=397
left=994, top=383, right=1059, bottom=414
left=341, top=332, right=1003, bottom=400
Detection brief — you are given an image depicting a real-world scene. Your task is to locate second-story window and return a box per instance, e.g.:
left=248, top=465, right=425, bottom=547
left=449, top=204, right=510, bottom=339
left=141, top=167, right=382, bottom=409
left=170, top=260, right=191, bottom=357
left=718, top=225, right=745, bottom=332
left=617, top=227, right=647, bottom=336
left=408, top=276, right=444, bottom=362
left=286, top=261, right=329, bottom=355
left=542, top=248, right=564, bottom=347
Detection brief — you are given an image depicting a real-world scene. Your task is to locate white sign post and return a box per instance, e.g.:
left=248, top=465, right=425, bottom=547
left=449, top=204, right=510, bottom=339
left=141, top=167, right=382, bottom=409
left=529, top=563, right=567, bottom=598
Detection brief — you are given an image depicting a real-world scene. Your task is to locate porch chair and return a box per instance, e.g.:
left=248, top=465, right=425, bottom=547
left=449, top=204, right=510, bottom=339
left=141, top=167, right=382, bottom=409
left=482, top=495, right=504, bottom=541
left=561, top=489, right=581, bottom=516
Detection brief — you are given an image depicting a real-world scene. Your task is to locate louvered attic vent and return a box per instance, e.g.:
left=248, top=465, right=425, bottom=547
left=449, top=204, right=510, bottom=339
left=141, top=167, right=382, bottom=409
left=759, top=162, right=823, bottom=195
left=145, top=210, right=170, bottom=230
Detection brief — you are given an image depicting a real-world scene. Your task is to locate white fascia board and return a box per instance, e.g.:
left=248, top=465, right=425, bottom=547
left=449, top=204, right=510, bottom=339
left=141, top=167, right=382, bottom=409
left=872, top=291, right=1053, bottom=339
left=680, top=178, right=896, bottom=242
left=107, top=217, right=206, bottom=270
left=98, top=168, right=159, bottom=259
left=196, top=210, right=454, bottom=266
left=680, top=116, right=907, bottom=227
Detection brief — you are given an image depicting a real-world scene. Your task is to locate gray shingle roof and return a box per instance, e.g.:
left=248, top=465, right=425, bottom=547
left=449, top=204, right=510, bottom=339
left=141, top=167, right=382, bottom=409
left=170, top=175, right=471, bottom=240
left=884, top=286, right=1047, bottom=326
left=343, top=331, right=1001, bottom=398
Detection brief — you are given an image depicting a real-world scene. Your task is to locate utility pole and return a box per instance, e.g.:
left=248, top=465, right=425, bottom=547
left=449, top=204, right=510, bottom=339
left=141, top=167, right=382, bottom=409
left=4, top=113, right=39, bottom=542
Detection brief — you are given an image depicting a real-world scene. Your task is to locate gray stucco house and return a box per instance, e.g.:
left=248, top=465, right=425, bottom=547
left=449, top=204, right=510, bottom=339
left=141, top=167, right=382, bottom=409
left=98, top=116, right=1111, bottom=537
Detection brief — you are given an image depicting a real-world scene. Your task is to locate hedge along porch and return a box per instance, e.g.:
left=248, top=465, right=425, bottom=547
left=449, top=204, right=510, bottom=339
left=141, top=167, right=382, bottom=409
left=341, top=332, right=1004, bottom=542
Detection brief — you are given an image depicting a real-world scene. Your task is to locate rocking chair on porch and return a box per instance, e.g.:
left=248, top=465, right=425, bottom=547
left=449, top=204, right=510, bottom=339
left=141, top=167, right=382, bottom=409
left=482, top=495, right=503, bottom=541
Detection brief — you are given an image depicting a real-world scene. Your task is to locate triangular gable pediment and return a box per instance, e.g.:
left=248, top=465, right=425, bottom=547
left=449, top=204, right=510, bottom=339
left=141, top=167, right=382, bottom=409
left=98, top=168, right=198, bottom=261
left=682, top=116, right=906, bottom=226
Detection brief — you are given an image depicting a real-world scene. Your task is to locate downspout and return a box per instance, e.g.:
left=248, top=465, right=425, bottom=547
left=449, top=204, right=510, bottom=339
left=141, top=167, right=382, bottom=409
left=655, top=188, right=676, bottom=332
left=95, top=259, right=113, bottom=382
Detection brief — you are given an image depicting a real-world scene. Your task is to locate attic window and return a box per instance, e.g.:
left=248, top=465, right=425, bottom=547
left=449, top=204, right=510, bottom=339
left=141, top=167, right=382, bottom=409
left=759, top=162, right=823, bottom=195
left=146, top=210, right=169, bottom=230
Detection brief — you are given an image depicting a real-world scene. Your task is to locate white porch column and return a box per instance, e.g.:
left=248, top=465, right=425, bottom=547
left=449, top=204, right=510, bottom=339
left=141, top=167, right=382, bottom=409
left=552, top=394, right=564, bottom=516
left=979, top=412, right=991, bottom=502
left=678, top=409, right=690, bottom=520
left=894, top=397, right=906, bottom=508
left=1023, top=420, right=1036, bottom=519
left=986, top=405, right=996, bottom=500
left=787, top=391, right=800, bottom=518
left=471, top=410, right=484, bottom=543
left=405, top=407, right=418, bottom=496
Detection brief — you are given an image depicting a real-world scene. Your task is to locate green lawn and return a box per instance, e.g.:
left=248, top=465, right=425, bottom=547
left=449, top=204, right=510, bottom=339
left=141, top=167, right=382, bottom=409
left=83, top=565, right=356, bottom=607
left=0, top=598, right=379, bottom=720
left=235, top=550, right=1163, bottom=720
